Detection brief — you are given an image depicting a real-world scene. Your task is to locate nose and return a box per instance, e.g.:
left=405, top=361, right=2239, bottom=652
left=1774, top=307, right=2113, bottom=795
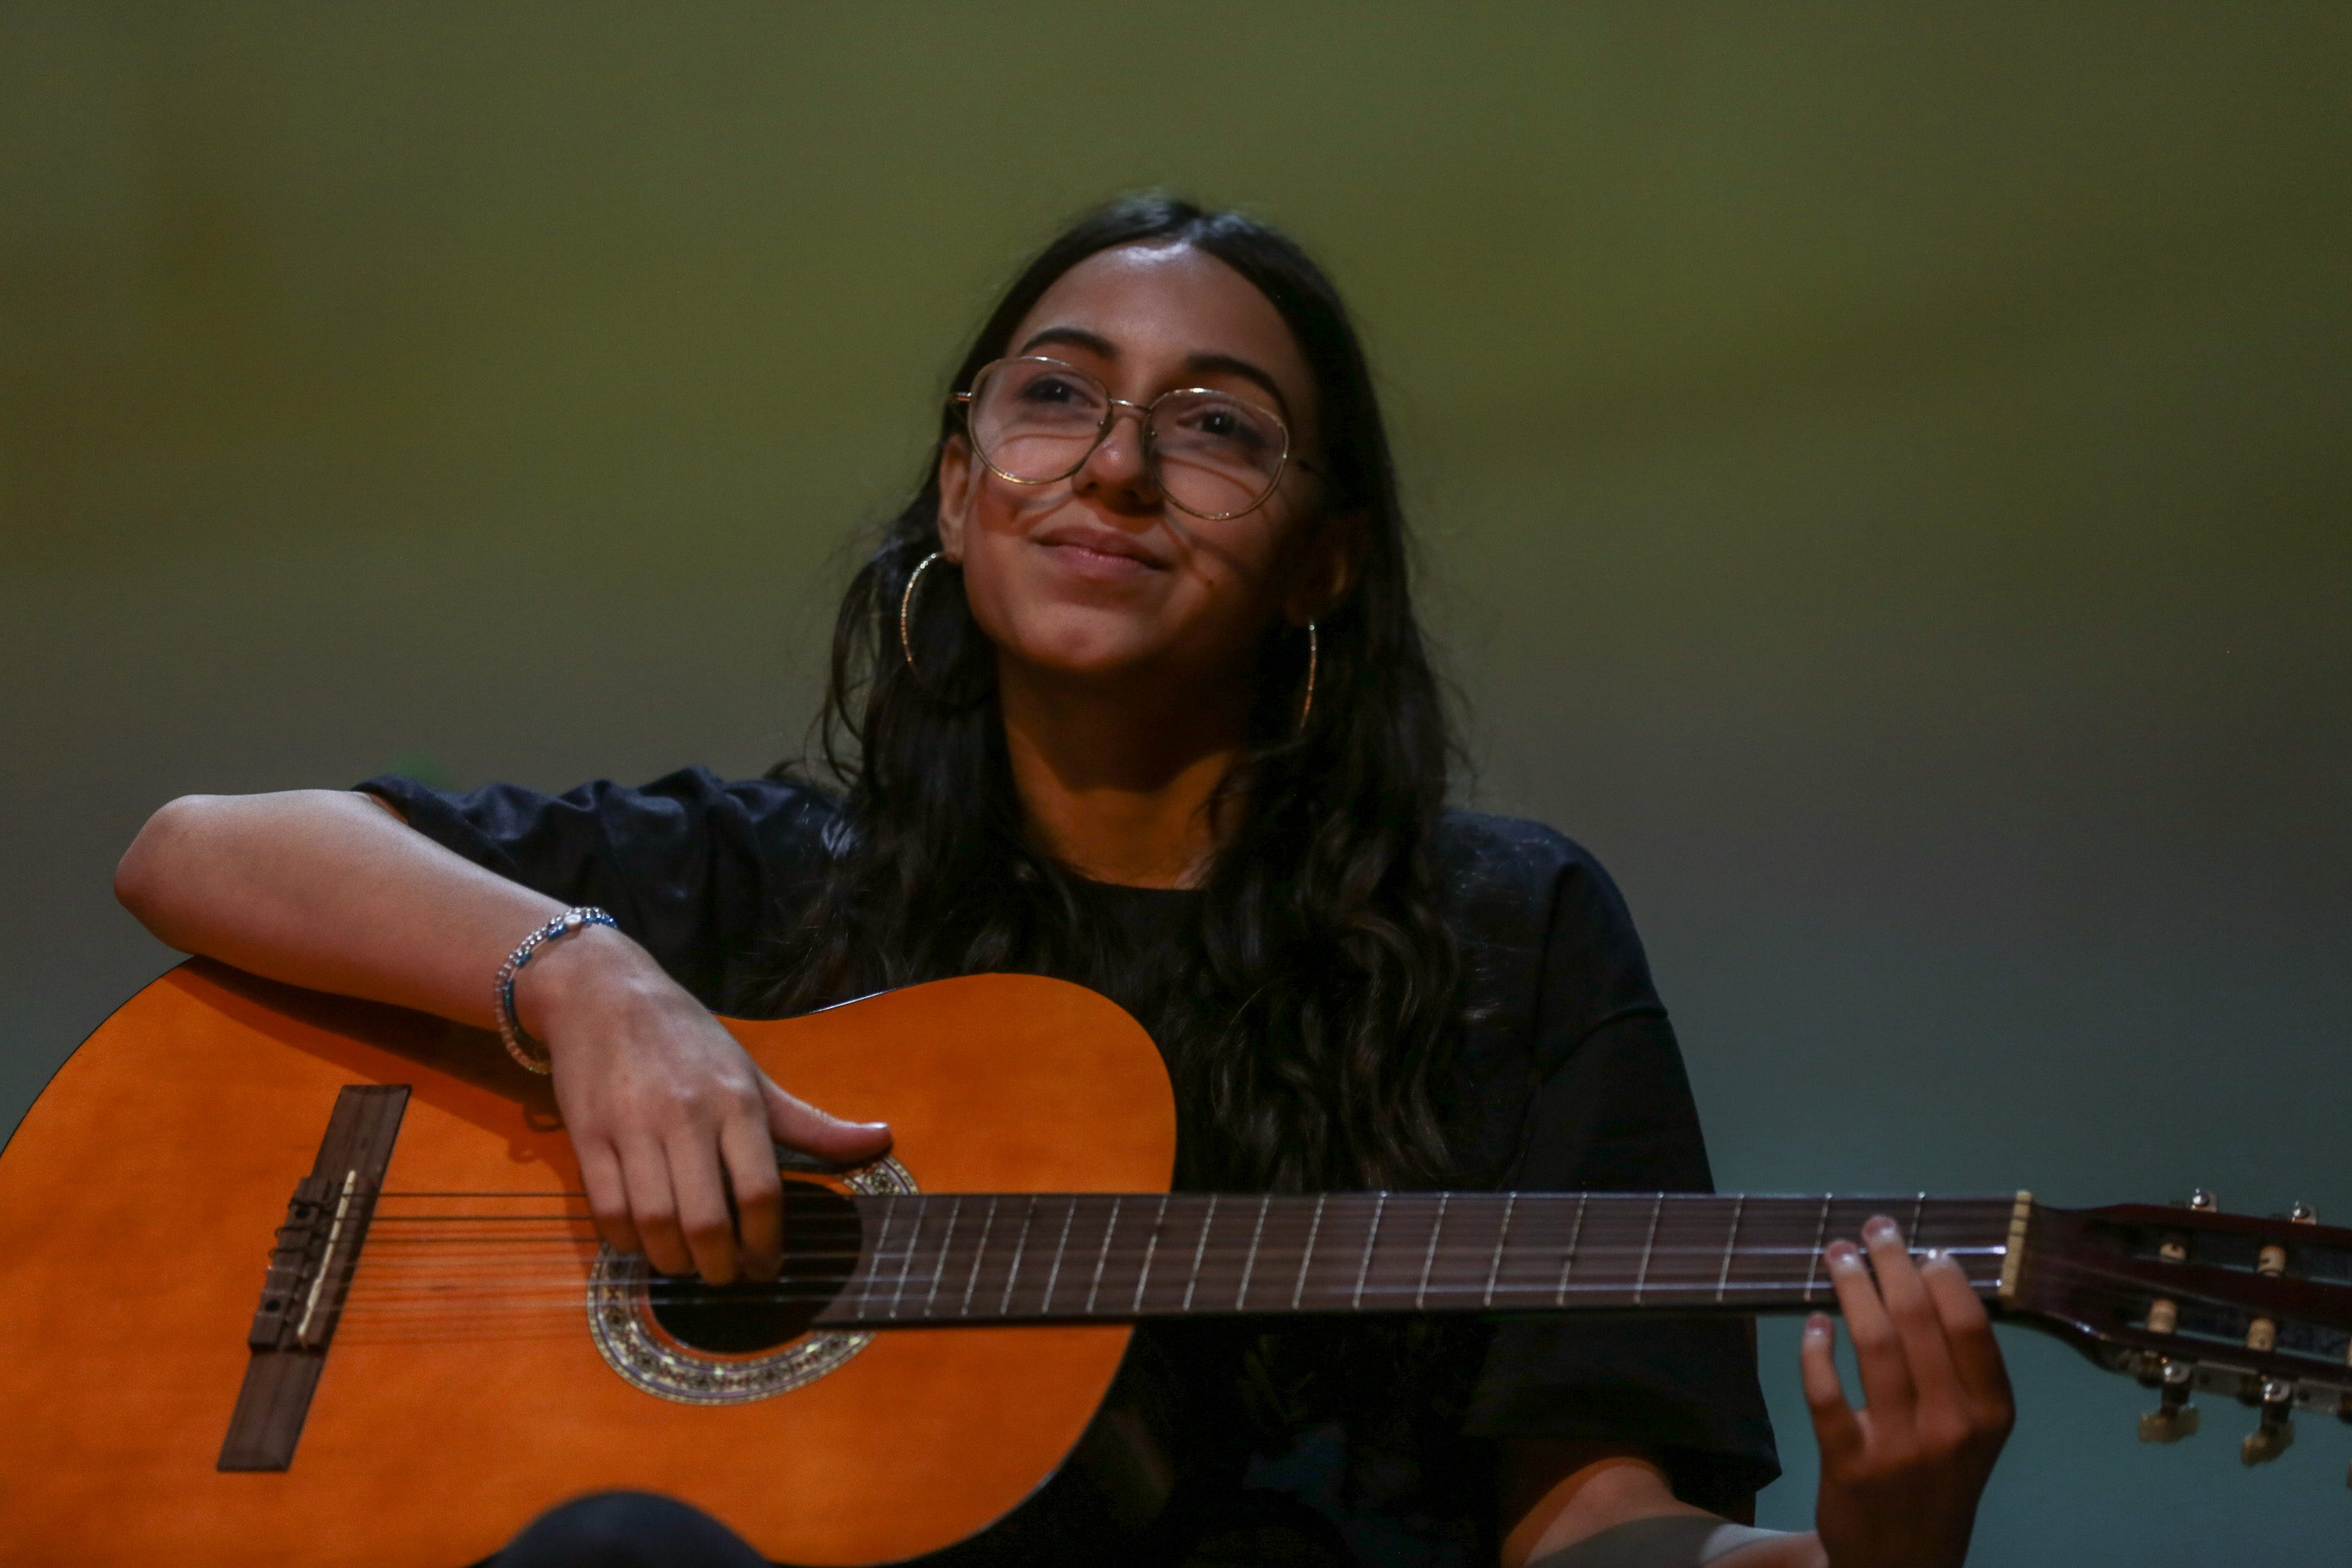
left=1070, top=400, right=1161, bottom=509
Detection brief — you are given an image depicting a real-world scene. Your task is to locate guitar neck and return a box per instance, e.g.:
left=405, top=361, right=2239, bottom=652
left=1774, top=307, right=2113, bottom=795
left=811, top=1191, right=2025, bottom=1327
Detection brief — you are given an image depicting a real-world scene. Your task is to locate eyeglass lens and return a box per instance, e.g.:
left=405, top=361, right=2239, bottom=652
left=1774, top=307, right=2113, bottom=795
left=967, top=359, right=1288, bottom=519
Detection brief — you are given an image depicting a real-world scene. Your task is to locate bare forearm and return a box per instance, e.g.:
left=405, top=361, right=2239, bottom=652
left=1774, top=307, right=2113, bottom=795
left=1711, top=1533, right=1824, bottom=1568
left=114, top=789, right=564, bottom=1028
left=1513, top=1522, right=1820, bottom=1568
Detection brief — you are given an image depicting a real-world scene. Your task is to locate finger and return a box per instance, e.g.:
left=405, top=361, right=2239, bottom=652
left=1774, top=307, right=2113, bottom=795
left=719, top=1110, right=785, bottom=1282
left=665, top=1126, right=742, bottom=1287
left=762, top=1076, right=892, bottom=1164
left=575, top=1138, right=644, bottom=1259
left=1828, top=1232, right=1917, bottom=1417
left=1867, top=1218, right=1965, bottom=1410
left=1922, top=1250, right=2015, bottom=1413
left=1799, top=1312, right=1863, bottom=1462
left=618, top=1135, right=692, bottom=1276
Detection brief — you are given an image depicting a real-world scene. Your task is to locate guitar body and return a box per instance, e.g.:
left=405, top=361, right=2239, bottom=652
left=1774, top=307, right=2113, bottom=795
left=0, top=961, right=1176, bottom=1566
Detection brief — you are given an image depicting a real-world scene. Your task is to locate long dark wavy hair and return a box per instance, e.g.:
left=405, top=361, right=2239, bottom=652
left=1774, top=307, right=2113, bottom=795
left=766, top=195, right=1461, bottom=1192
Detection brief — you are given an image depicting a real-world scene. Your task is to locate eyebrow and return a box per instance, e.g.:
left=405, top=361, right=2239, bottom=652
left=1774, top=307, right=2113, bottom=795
left=1016, top=326, right=1120, bottom=361
left=1012, top=327, right=1292, bottom=416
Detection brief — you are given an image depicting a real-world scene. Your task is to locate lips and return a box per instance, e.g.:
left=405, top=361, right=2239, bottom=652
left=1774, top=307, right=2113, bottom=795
left=1034, top=524, right=1165, bottom=573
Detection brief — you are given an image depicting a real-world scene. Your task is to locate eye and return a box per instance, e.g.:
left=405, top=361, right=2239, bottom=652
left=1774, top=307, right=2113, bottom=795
left=1018, top=374, right=1086, bottom=405
left=1183, top=401, right=1272, bottom=452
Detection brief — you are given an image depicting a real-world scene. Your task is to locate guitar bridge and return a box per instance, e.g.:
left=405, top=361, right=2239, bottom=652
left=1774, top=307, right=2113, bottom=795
left=216, top=1083, right=408, bottom=1472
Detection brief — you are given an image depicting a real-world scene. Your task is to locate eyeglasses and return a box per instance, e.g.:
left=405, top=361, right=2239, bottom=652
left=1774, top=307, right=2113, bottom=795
left=955, top=357, right=1323, bottom=521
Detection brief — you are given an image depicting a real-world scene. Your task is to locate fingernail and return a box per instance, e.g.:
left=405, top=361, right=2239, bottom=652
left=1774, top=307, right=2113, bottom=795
left=1806, top=1313, right=1831, bottom=1337
left=1828, top=1240, right=1862, bottom=1268
left=1864, top=1216, right=1896, bottom=1242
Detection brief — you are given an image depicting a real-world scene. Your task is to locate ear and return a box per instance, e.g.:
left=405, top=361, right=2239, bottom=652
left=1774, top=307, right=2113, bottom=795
left=935, top=434, right=979, bottom=563
left=1283, top=509, right=1367, bottom=627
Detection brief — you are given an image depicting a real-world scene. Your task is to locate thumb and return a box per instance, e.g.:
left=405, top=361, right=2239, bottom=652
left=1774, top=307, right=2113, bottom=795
left=761, top=1076, right=893, bottom=1163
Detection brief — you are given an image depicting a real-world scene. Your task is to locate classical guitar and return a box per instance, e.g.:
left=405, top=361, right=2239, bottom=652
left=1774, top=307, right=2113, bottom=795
left=1, top=961, right=2346, bottom=1565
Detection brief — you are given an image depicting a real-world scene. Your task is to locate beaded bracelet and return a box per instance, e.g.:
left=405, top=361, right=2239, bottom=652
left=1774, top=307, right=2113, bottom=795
left=495, top=907, right=619, bottom=1073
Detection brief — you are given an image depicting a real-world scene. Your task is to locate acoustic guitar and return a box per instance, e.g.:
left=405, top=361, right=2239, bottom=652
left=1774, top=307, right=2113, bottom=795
left=1, top=960, right=2346, bottom=1564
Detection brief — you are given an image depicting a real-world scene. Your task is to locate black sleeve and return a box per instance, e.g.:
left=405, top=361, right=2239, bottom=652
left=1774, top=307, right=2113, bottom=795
left=1454, top=829, right=1781, bottom=1509
left=354, top=767, right=838, bottom=1014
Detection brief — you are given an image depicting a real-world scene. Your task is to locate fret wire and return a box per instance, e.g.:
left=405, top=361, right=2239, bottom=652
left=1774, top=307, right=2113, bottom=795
left=1555, top=1194, right=1588, bottom=1307
left=1000, top=1196, right=1038, bottom=1318
left=1632, top=1192, right=1664, bottom=1306
left=1910, top=1192, right=1926, bottom=1254
left=1416, top=1193, right=1449, bottom=1312
left=856, top=1198, right=893, bottom=1316
left=1182, top=1194, right=1218, bottom=1312
left=960, top=1196, right=996, bottom=1319
left=1087, top=1195, right=1120, bottom=1315
left=1804, top=1195, right=1830, bottom=1305
left=885, top=1196, right=915, bottom=1319
left=1352, top=1192, right=1388, bottom=1311
left=1715, top=1195, right=1744, bottom=1305
left=1134, top=1194, right=1169, bottom=1314
left=927, top=1196, right=960, bottom=1319
left=1040, top=1196, right=1077, bottom=1316
left=1236, top=1194, right=1272, bottom=1311
left=1483, top=1194, right=1514, bottom=1309
left=1290, top=1193, right=1327, bottom=1311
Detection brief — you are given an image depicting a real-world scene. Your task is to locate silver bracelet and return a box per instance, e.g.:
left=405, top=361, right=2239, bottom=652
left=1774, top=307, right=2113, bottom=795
left=494, top=907, right=618, bottom=1073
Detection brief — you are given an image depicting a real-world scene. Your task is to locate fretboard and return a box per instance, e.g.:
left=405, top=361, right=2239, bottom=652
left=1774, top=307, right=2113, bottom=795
left=806, top=1192, right=2020, bottom=1328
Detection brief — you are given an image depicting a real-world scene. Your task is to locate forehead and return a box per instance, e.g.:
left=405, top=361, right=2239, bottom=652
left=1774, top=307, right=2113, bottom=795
left=1008, top=243, right=1316, bottom=416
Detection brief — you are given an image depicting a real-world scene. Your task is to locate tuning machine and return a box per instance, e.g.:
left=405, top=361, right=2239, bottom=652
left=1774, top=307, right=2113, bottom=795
left=2138, top=1359, right=2199, bottom=1443
left=2239, top=1378, right=2296, bottom=1467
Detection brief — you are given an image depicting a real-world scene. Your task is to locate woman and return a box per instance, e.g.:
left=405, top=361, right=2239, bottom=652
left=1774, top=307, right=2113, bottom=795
left=116, top=196, right=2012, bottom=1567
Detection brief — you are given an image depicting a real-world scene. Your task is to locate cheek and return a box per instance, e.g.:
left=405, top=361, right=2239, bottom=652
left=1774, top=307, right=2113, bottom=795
left=949, top=484, right=1312, bottom=673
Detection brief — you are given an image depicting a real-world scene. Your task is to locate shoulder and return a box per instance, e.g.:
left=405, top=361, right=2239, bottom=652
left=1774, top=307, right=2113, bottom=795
left=1432, top=810, right=1672, bottom=1182
left=1429, top=808, right=1643, bottom=968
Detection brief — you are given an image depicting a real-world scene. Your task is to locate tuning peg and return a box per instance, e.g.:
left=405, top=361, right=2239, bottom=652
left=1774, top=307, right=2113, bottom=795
left=2188, top=1189, right=2218, bottom=1211
left=2139, top=1359, right=2200, bottom=1443
left=2241, top=1379, right=2296, bottom=1467
left=2289, top=1201, right=2317, bottom=1224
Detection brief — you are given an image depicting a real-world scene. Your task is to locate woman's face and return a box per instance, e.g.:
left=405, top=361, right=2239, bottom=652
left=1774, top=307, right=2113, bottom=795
left=936, top=242, right=1352, bottom=705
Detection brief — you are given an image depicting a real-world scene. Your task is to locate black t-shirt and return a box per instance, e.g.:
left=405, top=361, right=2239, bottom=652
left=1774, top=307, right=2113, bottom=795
left=361, top=768, right=1779, bottom=1566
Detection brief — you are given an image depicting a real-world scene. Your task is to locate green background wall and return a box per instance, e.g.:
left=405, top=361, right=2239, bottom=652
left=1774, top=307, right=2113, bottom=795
left=5, top=5, right=2347, bottom=1559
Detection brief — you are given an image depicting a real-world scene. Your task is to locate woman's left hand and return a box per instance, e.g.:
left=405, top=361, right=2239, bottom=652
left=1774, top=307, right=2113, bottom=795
left=1796, top=1215, right=2016, bottom=1568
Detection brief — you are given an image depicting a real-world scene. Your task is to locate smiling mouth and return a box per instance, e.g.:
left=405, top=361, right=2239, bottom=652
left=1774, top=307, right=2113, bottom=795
left=1037, top=535, right=1163, bottom=572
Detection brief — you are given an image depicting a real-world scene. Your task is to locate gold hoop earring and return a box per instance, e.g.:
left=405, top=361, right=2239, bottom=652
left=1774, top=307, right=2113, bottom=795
left=1294, top=622, right=1319, bottom=735
left=899, top=551, right=946, bottom=695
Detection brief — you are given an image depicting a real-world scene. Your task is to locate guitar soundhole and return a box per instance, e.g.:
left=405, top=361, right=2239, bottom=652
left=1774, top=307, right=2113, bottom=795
left=647, top=1181, right=862, bottom=1355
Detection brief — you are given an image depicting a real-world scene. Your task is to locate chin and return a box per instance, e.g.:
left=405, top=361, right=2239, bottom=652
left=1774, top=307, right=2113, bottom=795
left=988, top=603, right=1165, bottom=680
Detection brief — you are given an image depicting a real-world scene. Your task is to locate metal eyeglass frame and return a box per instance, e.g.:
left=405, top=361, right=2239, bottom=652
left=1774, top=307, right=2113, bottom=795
left=953, top=355, right=1327, bottom=521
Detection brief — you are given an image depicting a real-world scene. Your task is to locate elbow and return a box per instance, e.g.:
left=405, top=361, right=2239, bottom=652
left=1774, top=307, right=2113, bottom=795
left=115, top=795, right=214, bottom=939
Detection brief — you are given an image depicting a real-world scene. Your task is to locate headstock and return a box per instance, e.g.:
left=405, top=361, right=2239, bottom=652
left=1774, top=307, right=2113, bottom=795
left=2005, top=1192, right=2352, bottom=1485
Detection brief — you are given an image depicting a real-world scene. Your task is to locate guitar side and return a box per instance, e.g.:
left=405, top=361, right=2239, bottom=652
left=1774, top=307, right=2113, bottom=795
left=0, top=963, right=1175, bottom=1567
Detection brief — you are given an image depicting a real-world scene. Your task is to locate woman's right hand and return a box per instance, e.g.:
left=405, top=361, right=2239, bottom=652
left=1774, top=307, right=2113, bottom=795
left=516, top=928, right=892, bottom=1285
